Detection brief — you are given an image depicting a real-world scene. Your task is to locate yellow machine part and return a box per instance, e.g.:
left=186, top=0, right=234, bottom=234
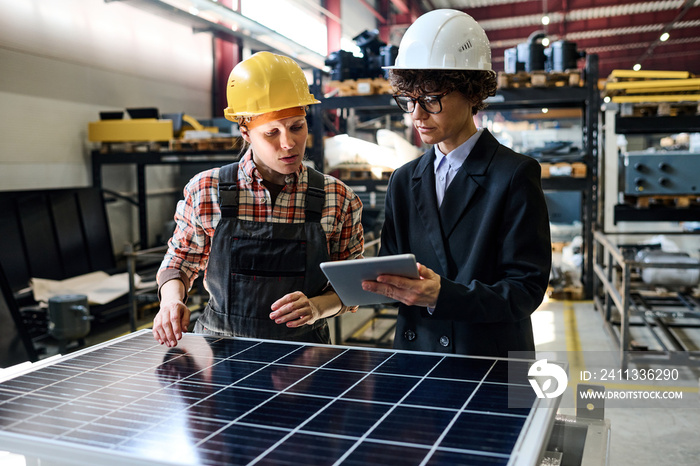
left=88, top=119, right=173, bottom=142
left=608, top=69, right=693, bottom=80
left=174, top=114, right=218, bottom=137
left=182, top=114, right=204, bottom=131
left=605, top=78, right=700, bottom=92
left=611, top=94, right=700, bottom=103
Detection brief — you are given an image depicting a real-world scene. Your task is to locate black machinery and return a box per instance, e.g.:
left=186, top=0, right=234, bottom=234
left=505, top=31, right=585, bottom=73
left=325, top=29, right=398, bottom=81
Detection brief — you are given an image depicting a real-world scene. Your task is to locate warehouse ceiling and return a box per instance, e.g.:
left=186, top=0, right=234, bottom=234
left=407, top=0, right=700, bottom=80
left=114, top=0, right=700, bottom=80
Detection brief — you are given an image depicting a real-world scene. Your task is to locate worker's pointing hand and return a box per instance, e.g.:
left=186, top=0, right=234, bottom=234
left=152, top=299, right=191, bottom=347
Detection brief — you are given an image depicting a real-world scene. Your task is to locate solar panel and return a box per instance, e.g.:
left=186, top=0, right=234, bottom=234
left=0, top=330, right=559, bottom=465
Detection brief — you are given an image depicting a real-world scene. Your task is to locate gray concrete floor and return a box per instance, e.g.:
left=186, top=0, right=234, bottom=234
left=533, top=297, right=700, bottom=466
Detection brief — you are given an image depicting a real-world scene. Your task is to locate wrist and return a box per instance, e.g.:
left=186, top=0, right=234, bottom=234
left=158, top=277, right=187, bottom=304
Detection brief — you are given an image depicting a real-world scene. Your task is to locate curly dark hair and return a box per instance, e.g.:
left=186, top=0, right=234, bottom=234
left=388, top=69, right=498, bottom=115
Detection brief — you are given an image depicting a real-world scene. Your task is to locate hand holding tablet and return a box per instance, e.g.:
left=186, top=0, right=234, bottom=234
left=320, top=254, right=419, bottom=306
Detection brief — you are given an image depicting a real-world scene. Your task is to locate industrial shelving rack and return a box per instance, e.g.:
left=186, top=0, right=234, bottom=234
left=91, top=149, right=240, bottom=249
left=594, top=104, right=700, bottom=369
left=603, top=108, right=700, bottom=224
left=91, top=148, right=240, bottom=333
left=592, top=229, right=700, bottom=370
left=307, top=71, right=403, bottom=170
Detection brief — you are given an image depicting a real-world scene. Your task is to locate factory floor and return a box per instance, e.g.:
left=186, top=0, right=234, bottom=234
left=531, top=298, right=700, bottom=466
left=31, top=296, right=700, bottom=466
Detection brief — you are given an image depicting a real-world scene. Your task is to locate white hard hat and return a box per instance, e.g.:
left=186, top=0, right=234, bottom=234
left=386, top=9, right=492, bottom=71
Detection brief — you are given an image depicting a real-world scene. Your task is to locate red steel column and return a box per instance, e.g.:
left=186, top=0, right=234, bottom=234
left=212, top=0, right=241, bottom=119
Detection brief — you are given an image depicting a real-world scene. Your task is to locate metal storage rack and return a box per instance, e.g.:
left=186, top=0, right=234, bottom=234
left=91, top=149, right=242, bottom=333
left=601, top=106, right=700, bottom=225
left=594, top=106, right=700, bottom=369
left=91, top=148, right=240, bottom=249
left=308, top=69, right=404, bottom=170
left=307, top=69, right=405, bottom=251
left=593, top=230, right=700, bottom=370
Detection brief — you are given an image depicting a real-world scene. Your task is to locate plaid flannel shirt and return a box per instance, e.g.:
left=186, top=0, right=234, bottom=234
left=157, top=150, right=364, bottom=296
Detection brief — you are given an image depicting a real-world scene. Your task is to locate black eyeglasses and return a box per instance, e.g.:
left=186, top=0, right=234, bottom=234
left=393, top=91, right=451, bottom=114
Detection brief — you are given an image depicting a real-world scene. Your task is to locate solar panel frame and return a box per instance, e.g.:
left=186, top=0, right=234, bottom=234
left=0, top=330, right=561, bottom=465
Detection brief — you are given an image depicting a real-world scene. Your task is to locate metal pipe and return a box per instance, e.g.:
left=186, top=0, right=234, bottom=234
left=126, top=243, right=138, bottom=333
left=620, top=261, right=631, bottom=370
left=593, top=262, right=624, bottom=316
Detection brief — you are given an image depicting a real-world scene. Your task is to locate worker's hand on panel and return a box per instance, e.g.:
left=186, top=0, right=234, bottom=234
left=152, top=300, right=191, bottom=347
left=362, top=262, right=441, bottom=308
left=270, top=291, right=320, bottom=328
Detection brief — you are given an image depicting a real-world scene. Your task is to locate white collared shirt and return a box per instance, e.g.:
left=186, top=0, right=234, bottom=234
left=433, top=129, right=484, bottom=207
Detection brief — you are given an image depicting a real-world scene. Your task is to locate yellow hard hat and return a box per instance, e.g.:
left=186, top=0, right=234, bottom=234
left=224, top=51, right=320, bottom=122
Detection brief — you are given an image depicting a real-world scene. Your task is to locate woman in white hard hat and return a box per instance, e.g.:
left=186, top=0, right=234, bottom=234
left=362, top=9, right=551, bottom=357
left=153, top=52, right=364, bottom=347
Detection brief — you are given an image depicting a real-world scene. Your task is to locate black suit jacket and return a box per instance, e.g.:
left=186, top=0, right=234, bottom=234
left=380, top=129, right=551, bottom=357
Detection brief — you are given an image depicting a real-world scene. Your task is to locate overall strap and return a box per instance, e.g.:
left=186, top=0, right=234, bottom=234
left=218, top=162, right=239, bottom=218
left=218, top=163, right=325, bottom=221
left=305, top=167, right=326, bottom=223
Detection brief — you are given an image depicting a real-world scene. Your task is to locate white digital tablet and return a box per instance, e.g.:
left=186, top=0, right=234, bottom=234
left=320, top=254, right=419, bottom=306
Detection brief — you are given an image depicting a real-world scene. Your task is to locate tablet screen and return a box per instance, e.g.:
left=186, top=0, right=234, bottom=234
left=320, top=254, right=418, bottom=306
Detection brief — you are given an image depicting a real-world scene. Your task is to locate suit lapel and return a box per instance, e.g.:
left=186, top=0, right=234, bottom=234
left=438, top=130, right=498, bottom=237
left=410, top=148, right=449, bottom=275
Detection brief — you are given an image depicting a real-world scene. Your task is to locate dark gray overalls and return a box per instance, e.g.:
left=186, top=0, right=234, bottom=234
left=193, top=162, right=331, bottom=343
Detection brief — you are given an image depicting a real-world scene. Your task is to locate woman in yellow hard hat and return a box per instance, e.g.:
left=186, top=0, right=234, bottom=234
left=152, top=52, right=364, bottom=347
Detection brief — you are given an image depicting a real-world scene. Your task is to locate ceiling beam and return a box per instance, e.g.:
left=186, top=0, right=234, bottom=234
left=390, top=0, right=411, bottom=14
left=474, top=1, right=698, bottom=29
left=633, top=0, right=697, bottom=68
left=357, top=0, right=388, bottom=23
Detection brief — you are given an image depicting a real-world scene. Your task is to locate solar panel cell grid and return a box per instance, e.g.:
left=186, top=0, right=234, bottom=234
left=0, top=330, right=558, bottom=465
